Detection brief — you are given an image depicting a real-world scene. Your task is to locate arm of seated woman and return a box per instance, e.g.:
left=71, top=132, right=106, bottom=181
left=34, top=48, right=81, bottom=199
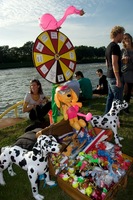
left=22, top=101, right=35, bottom=113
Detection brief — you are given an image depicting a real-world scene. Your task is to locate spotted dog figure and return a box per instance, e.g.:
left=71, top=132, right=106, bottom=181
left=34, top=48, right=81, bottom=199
left=91, top=100, right=128, bottom=147
left=0, top=135, right=60, bottom=200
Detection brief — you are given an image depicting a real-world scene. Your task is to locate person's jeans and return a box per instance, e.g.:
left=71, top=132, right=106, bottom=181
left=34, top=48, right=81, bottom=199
left=105, top=78, right=123, bottom=113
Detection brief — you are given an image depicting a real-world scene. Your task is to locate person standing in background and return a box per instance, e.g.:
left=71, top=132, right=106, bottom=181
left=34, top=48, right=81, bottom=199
left=93, top=68, right=108, bottom=95
left=105, top=26, right=125, bottom=113
left=121, top=33, right=133, bottom=114
left=75, top=71, right=92, bottom=101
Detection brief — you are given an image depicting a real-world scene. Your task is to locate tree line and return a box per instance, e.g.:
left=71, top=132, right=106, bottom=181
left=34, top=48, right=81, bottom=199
left=0, top=41, right=106, bottom=69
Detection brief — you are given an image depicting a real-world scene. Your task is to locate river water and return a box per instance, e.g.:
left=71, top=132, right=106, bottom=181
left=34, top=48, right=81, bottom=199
left=0, top=63, right=106, bottom=116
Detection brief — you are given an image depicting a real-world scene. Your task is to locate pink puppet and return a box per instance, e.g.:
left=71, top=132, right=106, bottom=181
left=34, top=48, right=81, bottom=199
left=39, top=5, right=85, bottom=31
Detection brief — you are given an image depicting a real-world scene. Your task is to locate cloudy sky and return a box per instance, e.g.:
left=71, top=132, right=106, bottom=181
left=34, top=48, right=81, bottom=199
left=0, top=0, right=133, bottom=48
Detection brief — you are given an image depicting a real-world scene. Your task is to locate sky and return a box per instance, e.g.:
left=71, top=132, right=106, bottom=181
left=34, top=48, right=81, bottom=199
left=0, top=0, right=133, bottom=48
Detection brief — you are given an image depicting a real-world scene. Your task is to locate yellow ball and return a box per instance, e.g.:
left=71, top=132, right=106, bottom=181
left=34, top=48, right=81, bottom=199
left=72, top=181, right=78, bottom=188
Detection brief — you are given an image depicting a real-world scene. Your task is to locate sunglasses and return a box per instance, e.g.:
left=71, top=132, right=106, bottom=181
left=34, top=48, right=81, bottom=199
left=58, top=88, right=71, bottom=95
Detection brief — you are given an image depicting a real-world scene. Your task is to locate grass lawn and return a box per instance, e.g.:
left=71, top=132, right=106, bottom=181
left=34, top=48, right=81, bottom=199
left=0, top=97, right=133, bottom=200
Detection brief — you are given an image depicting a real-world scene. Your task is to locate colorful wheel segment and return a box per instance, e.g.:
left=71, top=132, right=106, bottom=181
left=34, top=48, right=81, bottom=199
left=33, top=30, right=76, bottom=84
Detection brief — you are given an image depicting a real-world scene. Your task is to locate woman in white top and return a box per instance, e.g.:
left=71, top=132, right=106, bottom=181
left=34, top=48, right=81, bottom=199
left=23, top=79, right=51, bottom=122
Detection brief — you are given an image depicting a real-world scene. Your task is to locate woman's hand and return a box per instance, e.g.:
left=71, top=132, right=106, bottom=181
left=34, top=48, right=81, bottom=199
left=36, top=99, right=42, bottom=105
left=31, top=104, right=36, bottom=109
left=42, top=97, right=49, bottom=104
left=116, top=79, right=122, bottom=88
left=122, top=56, right=129, bottom=64
left=23, top=102, right=36, bottom=113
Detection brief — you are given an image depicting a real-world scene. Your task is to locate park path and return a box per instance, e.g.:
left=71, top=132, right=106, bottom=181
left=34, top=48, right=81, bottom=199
left=0, top=118, right=25, bottom=129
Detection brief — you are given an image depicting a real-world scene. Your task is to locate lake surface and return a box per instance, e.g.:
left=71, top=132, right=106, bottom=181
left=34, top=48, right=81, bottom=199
left=0, top=63, right=106, bottom=116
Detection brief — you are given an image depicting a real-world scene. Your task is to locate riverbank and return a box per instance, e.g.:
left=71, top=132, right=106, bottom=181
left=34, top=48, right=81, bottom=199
left=0, top=58, right=105, bottom=70
left=0, top=117, right=26, bottom=129
left=0, top=61, right=33, bottom=69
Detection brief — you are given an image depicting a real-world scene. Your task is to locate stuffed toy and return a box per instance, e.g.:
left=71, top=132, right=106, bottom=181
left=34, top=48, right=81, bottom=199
left=62, top=133, right=87, bottom=157
left=54, top=85, right=92, bottom=130
left=91, top=100, right=128, bottom=147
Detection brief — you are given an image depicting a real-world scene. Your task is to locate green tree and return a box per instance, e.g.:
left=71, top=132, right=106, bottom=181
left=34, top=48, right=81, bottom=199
left=0, top=45, right=9, bottom=63
left=0, top=42, right=106, bottom=68
left=19, top=41, right=34, bottom=61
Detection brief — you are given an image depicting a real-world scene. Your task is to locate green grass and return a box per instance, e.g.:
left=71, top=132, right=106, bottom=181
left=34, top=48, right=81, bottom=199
left=0, top=97, right=133, bottom=200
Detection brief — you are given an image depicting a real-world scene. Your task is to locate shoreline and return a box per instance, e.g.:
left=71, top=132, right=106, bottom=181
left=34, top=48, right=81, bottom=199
left=0, top=59, right=105, bottom=70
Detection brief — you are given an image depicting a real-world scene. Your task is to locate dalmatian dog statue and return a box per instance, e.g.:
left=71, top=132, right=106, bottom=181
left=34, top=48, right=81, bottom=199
left=0, top=135, right=60, bottom=200
left=91, top=100, right=128, bottom=147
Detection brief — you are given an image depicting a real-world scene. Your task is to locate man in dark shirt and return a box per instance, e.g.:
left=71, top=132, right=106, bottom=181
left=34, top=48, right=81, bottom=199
left=105, top=26, right=125, bottom=113
left=93, top=69, right=108, bottom=95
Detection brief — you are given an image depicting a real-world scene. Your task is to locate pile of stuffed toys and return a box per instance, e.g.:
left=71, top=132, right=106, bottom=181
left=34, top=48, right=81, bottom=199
left=50, top=85, right=131, bottom=200
left=50, top=128, right=131, bottom=200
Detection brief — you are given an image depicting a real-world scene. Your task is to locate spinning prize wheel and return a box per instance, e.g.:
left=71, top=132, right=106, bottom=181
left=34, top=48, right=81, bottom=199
left=33, top=30, right=76, bottom=84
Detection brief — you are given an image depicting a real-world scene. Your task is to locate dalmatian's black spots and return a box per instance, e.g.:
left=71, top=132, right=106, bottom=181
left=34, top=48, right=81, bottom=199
left=30, top=168, right=34, bottom=174
left=14, top=149, right=21, bottom=157
left=39, top=157, right=45, bottom=162
left=91, top=100, right=128, bottom=147
left=101, top=118, right=108, bottom=126
left=3, top=160, right=7, bottom=164
left=11, top=155, right=16, bottom=163
left=29, top=175, right=32, bottom=179
left=111, top=112, right=116, bottom=116
left=44, top=173, right=47, bottom=179
left=51, top=147, right=56, bottom=151
left=32, top=156, right=38, bottom=161
left=0, top=135, right=60, bottom=200
left=19, top=158, right=27, bottom=168
left=33, top=187, right=37, bottom=193
left=0, top=164, right=4, bottom=169
left=93, top=119, right=99, bottom=125
left=46, top=168, right=49, bottom=173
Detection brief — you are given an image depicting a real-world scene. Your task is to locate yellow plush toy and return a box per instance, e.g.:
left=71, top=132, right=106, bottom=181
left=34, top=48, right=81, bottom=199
left=54, top=85, right=92, bottom=130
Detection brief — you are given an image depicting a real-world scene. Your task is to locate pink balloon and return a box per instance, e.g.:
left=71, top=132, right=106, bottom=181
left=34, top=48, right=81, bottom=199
left=39, top=6, right=85, bottom=31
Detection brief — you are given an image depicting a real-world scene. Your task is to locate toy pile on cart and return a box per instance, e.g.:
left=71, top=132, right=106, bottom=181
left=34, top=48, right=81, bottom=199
left=50, top=125, right=132, bottom=200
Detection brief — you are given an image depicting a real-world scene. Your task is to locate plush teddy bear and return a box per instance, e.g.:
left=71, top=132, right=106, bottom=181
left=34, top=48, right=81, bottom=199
left=54, top=85, right=92, bottom=130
